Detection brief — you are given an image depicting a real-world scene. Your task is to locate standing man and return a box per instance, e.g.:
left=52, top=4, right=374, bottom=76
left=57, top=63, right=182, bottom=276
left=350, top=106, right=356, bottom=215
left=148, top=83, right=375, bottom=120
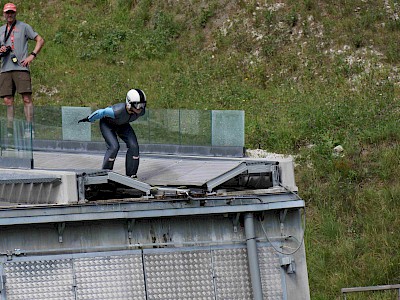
left=0, top=3, right=44, bottom=137
left=78, top=89, right=147, bottom=179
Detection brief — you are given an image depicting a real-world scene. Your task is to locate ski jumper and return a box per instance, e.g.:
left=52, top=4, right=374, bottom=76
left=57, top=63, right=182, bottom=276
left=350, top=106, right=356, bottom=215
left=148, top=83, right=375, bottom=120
left=88, top=103, right=145, bottom=176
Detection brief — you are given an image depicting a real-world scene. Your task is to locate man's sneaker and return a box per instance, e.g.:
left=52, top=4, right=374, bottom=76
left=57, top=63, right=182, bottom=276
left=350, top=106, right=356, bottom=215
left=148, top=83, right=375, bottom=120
left=130, top=175, right=138, bottom=180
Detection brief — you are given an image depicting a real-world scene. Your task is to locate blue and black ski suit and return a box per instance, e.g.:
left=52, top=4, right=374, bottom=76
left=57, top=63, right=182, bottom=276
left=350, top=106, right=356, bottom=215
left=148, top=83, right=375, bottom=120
left=88, top=103, right=145, bottom=177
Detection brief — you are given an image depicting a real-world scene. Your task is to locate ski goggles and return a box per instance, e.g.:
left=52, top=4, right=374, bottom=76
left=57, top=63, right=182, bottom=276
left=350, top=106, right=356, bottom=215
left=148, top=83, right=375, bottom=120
left=133, top=102, right=146, bottom=109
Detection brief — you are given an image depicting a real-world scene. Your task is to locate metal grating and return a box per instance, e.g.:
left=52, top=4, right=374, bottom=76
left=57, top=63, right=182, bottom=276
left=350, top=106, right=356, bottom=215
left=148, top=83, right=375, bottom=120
left=0, top=173, right=61, bottom=185
left=74, top=254, right=146, bottom=300
left=4, top=259, right=74, bottom=300
left=143, top=250, right=214, bottom=300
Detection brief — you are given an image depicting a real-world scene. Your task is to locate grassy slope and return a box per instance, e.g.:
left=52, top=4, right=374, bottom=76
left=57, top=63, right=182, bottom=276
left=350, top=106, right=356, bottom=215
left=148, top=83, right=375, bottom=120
left=15, top=0, right=400, bottom=298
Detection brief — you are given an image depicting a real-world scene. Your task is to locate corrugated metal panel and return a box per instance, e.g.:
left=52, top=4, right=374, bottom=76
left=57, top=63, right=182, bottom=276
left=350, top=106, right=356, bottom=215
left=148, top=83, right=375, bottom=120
left=74, top=254, right=146, bottom=300
left=4, top=259, right=74, bottom=300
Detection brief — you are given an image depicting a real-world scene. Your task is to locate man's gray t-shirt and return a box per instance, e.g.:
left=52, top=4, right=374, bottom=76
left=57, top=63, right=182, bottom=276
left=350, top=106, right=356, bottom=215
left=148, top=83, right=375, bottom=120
left=0, top=20, right=38, bottom=72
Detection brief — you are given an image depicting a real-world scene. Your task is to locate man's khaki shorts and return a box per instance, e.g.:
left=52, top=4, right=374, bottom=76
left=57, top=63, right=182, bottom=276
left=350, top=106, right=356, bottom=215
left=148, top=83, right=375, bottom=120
left=0, top=71, right=32, bottom=97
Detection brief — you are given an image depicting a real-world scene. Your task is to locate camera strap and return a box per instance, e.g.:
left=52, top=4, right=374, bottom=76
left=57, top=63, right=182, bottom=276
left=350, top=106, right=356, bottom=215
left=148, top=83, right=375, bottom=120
left=3, top=20, right=16, bottom=44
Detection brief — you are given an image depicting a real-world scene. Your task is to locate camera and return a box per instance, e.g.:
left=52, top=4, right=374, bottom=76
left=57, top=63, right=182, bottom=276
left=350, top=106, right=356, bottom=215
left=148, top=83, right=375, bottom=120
left=0, top=46, right=11, bottom=58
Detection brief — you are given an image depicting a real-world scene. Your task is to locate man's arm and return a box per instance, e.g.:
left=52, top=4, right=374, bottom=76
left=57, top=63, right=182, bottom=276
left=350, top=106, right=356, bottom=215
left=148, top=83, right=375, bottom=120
left=21, top=35, right=45, bottom=67
left=32, top=35, right=45, bottom=56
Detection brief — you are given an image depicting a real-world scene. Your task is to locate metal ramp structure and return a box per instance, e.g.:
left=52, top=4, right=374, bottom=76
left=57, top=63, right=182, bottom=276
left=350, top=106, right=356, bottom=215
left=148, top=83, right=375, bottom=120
left=1, top=154, right=284, bottom=204
left=75, top=157, right=282, bottom=202
left=0, top=151, right=310, bottom=300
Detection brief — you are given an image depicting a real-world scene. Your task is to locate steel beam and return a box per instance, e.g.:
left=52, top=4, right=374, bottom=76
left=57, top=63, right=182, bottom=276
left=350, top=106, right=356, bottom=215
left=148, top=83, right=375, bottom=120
left=0, top=199, right=305, bottom=226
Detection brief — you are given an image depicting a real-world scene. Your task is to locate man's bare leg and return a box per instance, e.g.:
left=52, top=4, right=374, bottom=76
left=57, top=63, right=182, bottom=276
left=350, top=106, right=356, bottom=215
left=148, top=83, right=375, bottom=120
left=22, top=93, right=34, bottom=137
left=22, top=93, right=33, bottom=123
left=4, top=96, right=14, bottom=136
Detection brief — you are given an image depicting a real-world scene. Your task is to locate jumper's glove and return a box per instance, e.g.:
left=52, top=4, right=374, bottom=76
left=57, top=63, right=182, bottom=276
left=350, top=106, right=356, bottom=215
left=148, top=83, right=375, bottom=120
left=78, top=117, right=89, bottom=123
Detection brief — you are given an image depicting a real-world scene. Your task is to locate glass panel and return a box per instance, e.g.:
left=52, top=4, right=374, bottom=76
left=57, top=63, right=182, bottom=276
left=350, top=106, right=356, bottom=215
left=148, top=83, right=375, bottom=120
left=179, top=109, right=211, bottom=146
left=34, top=105, right=62, bottom=140
left=1, top=106, right=244, bottom=154
left=147, top=109, right=180, bottom=144
left=61, top=106, right=92, bottom=141
left=212, top=110, right=245, bottom=147
left=0, top=117, right=33, bottom=166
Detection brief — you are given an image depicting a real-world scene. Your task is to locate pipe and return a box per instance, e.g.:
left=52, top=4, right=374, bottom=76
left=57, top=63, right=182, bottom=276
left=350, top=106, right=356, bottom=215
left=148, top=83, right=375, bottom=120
left=244, top=213, right=263, bottom=300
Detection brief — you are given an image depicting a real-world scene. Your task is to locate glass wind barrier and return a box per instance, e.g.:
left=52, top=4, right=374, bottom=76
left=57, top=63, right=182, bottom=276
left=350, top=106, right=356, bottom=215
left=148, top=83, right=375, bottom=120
left=35, top=106, right=214, bottom=145
left=34, top=106, right=244, bottom=147
left=141, top=109, right=212, bottom=145
left=0, top=111, right=34, bottom=169
left=1, top=105, right=244, bottom=160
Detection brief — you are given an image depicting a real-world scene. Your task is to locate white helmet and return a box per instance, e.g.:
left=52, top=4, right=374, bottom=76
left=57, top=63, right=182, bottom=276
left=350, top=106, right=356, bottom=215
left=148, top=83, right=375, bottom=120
left=126, top=89, right=146, bottom=110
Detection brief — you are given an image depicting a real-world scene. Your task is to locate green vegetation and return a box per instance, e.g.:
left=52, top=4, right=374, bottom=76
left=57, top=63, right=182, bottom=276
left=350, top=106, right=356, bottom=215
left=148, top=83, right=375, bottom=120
left=12, top=0, right=400, bottom=298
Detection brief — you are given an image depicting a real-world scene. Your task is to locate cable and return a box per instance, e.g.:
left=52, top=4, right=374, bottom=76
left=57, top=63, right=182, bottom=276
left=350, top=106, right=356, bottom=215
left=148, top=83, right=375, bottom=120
left=258, top=212, right=305, bottom=255
left=258, top=183, right=306, bottom=255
